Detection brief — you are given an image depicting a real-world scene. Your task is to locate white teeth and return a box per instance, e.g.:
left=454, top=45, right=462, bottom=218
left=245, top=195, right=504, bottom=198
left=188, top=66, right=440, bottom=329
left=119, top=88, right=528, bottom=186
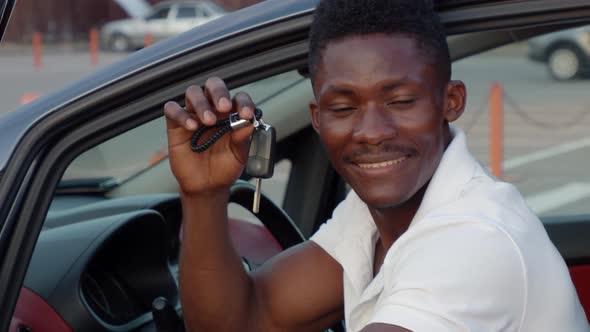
left=358, top=156, right=407, bottom=169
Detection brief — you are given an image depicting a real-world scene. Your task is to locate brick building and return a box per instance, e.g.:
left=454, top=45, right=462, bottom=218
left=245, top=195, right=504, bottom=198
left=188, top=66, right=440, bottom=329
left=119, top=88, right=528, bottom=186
left=4, top=0, right=260, bottom=43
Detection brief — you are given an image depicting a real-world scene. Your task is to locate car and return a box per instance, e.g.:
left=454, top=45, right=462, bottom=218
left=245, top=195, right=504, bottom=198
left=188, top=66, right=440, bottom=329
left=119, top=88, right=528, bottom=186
left=100, top=0, right=226, bottom=52
left=1, top=0, right=590, bottom=331
left=528, top=25, right=590, bottom=80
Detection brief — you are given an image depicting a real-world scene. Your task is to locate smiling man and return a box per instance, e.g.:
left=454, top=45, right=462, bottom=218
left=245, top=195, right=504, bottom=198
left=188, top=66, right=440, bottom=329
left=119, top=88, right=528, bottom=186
left=164, top=0, right=588, bottom=331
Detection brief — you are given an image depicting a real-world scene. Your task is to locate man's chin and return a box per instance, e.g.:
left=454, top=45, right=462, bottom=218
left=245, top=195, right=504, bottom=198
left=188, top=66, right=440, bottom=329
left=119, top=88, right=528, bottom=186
left=353, top=189, right=409, bottom=210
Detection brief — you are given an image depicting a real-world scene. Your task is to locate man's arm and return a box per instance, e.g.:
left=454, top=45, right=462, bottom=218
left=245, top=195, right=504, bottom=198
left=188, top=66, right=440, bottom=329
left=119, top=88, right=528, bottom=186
left=165, top=77, right=343, bottom=332
left=179, top=192, right=344, bottom=332
left=361, top=324, right=411, bottom=332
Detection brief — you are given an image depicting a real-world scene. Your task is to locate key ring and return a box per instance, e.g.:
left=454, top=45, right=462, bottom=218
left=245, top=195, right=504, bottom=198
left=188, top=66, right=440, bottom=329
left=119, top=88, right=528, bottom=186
left=190, top=108, right=263, bottom=152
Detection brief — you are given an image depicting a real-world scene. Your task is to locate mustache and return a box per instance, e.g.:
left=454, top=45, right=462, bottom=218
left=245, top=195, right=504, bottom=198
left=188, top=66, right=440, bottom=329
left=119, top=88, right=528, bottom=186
left=344, top=143, right=418, bottom=162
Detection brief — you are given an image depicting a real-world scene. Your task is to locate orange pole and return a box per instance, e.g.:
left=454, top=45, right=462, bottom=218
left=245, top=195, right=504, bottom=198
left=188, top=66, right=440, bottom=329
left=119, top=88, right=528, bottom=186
left=90, top=28, right=99, bottom=65
left=144, top=33, right=153, bottom=47
left=32, top=32, right=42, bottom=69
left=489, top=82, right=504, bottom=178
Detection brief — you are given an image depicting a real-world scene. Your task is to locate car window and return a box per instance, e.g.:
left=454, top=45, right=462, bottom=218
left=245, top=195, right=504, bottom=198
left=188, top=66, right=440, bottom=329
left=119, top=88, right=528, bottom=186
left=201, top=7, right=212, bottom=18
left=59, top=24, right=590, bottom=222
left=176, top=6, right=198, bottom=19
left=147, top=7, right=170, bottom=20
left=61, top=70, right=305, bottom=205
left=452, top=25, right=590, bottom=218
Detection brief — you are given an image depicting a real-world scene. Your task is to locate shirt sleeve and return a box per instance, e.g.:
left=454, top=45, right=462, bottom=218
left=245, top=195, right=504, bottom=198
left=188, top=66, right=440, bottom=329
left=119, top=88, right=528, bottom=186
left=369, top=220, right=527, bottom=332
left=309, top=190, right=364, bottom=266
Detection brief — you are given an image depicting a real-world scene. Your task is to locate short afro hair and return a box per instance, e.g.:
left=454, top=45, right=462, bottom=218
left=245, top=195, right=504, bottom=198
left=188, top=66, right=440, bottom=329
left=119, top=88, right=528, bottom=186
left=308, top=0, right=451, bottom=85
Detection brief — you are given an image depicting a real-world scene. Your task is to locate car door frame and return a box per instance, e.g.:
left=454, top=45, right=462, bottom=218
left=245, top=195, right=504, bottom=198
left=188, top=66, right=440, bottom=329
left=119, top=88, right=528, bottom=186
left=1, top=0, right=590, bottom=329
left=0, top=0, right=15, bottom=42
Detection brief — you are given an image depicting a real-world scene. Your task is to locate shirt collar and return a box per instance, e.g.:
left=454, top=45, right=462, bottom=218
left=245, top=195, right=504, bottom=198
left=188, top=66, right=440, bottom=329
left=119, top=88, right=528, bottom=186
left=345, top=126, right=479, bottom=252
left=411, top=126, right=478, bottom=225
left=340, top=126, right=478, bottom=295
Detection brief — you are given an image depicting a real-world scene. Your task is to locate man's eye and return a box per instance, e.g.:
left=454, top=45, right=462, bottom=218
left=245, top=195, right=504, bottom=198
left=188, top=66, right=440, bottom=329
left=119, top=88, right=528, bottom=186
left=388, top=99, right=416, bottom=106
left=329, top=107, right=355, bottom=113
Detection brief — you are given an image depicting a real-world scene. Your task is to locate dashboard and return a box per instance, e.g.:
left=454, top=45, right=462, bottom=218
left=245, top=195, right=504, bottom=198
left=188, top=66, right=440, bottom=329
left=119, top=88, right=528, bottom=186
left=12, top=193, right=283, bottom=332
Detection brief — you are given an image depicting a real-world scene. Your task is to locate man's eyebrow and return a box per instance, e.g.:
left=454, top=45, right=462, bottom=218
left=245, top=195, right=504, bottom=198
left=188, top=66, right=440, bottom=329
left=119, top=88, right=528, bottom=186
left=323, top=85, right=356, bottom=96
left=381, top=78, right=412, bottom=92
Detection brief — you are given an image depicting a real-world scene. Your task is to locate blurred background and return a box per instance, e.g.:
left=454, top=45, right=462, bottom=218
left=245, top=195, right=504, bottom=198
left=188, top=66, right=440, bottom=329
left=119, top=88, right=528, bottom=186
left=3, top=0, right=258, bottom=44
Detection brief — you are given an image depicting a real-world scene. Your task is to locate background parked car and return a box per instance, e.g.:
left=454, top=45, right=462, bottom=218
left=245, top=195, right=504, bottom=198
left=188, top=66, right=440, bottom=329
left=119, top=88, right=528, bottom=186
left=528, top=25, right=590, bottom=80
left=100, top=0, right=226, bottom=52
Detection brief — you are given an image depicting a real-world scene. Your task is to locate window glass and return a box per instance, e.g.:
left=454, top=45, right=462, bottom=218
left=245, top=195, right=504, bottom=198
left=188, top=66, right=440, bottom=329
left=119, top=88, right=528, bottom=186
left=201, top=7, right=212, bottom=17
left=147, top=7, right=170, bottom=20
left=177, top=6, right=198, bottom=19
left=453, top=25, right=590, bottom=218
left=61, top=70, right=305, bottom=200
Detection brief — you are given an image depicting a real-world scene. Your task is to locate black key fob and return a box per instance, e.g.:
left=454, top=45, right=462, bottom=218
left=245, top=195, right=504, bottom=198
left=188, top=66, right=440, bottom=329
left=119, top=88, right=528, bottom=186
left=246, top=125, right=276, bottom=179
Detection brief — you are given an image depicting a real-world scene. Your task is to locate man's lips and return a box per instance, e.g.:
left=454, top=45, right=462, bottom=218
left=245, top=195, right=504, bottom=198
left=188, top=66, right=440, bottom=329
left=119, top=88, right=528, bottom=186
left=355, top=155, right=408, bottom=169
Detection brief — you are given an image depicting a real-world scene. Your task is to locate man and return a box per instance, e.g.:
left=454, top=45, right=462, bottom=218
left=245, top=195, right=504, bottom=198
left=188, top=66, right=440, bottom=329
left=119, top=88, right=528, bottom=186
left=164, top=0, right=588, bottom=331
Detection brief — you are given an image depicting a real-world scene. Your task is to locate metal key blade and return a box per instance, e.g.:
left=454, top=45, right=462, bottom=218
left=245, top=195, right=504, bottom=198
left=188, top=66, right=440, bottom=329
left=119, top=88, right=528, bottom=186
left=253, top=178, right=262, bottom=213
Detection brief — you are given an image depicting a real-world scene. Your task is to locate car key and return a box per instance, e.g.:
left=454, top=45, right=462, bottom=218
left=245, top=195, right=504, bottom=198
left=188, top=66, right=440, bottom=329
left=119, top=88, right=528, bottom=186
left=246, top=119, right=276, bottom=213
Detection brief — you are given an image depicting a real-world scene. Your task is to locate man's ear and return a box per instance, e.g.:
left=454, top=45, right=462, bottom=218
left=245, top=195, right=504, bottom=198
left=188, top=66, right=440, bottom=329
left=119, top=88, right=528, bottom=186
left=443, top=80, right=467, bottom=122
left=310, top=100, right=321, bottom=134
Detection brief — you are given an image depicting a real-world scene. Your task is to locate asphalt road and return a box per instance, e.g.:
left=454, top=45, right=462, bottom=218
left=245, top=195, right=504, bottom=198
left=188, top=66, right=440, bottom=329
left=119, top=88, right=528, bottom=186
left=1, top=48, right=590, bottom=218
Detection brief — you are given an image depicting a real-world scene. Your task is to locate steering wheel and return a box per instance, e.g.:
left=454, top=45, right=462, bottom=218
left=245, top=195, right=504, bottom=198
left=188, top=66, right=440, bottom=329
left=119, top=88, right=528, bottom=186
left=229, top=180, right=306, bottom=249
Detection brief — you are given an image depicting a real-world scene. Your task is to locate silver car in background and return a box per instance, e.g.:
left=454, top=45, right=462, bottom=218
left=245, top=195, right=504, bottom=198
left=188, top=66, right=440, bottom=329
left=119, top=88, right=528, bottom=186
left=100, top=1, right=226, bottom=52
left=528, top=25, right=590, bottom=80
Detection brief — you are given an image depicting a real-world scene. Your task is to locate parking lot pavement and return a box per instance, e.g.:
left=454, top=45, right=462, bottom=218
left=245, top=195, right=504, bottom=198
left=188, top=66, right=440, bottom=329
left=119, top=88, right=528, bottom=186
left=451, top=55, right=590, bottom=217
left=1, top=49, right=590, bottom=217
left=0, top=51, right=127, bottom=112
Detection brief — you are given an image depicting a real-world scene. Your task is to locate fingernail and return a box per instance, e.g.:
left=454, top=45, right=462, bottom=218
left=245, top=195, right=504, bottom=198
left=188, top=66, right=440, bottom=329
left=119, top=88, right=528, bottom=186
left=186, top=118, right=197, bottom=130
left=219, top=97, right=231, bottom=110
left=242, top=106, right=253, bottom=118
left=204, top=111, right=216, bottom=123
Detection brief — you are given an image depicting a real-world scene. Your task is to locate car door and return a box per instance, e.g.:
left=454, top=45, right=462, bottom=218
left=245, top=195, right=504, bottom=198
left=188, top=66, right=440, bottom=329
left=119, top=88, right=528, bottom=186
left=1, top=0, right=590, bottom=330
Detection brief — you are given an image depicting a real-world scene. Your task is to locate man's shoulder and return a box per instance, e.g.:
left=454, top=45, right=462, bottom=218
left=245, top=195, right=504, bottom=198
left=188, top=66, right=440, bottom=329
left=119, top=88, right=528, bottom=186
left=425, top=173, right=539, bottom=236
left=308, top=190, right=374, bottom=264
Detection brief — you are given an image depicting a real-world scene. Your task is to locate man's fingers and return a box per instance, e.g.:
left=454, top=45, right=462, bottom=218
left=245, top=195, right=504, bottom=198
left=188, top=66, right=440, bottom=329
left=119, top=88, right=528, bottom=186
left=230, top=125, right=255, bottom=164
left=233, top=91, right=255, bottom=120
left=186, top=85, right=217, bottom=126
left=204, top=77, right=232, bottom=113
left=164, top=101, right=197, bottom=131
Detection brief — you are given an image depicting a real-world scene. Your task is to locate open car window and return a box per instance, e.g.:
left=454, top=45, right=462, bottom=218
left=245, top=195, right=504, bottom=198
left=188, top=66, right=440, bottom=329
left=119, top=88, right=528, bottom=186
left=453, top=25, right=590, bottom=218
left=59, top=24, right=590, bottom=221
left=60, top=70, right=307, bottom=188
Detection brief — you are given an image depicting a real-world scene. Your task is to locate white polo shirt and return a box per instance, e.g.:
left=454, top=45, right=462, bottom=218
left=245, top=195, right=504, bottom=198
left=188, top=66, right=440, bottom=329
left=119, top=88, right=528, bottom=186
left=311, top=127, right=588, bottom=332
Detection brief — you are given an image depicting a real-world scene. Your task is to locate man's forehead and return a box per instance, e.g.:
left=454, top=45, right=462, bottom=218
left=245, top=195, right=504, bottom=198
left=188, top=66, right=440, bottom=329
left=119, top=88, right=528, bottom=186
left=314, top=34, right=433, bottom=91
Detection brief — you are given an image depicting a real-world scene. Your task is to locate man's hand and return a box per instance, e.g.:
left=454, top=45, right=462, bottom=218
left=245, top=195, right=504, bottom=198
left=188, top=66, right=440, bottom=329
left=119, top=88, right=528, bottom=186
left=164, top=77, right=255, bottom=195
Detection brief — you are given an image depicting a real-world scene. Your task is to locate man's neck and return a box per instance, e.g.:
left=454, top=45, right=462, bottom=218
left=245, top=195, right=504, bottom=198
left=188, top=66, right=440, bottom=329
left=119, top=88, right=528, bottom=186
left=368, top=184, right=428, bottom=252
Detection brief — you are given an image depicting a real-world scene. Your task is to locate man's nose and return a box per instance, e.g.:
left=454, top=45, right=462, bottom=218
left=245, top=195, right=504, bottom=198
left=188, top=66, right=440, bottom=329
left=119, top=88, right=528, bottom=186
left=352, top=104, right=397, bottom=144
